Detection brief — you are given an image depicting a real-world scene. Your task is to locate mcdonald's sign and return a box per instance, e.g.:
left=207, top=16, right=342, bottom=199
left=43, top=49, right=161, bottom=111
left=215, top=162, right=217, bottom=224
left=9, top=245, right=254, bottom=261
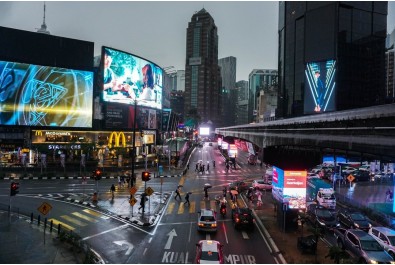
left=35, top=130, right=43, bottom=136
left=108, top=131, right=127, bottom=148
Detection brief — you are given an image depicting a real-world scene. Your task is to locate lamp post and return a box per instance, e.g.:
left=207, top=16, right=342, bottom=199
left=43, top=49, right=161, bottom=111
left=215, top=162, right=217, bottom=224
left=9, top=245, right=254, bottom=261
left=130, top=99, right=138, bottom=188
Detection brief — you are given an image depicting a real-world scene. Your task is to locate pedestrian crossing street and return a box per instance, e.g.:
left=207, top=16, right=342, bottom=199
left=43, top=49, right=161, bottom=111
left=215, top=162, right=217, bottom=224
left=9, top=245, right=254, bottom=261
left=165, top=197, right=241, bottom=216
left=48, top=208, right=110, bottom=231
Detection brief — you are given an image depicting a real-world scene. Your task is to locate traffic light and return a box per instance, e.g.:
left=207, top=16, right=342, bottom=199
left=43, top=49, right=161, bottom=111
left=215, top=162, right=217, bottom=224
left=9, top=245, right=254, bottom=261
left=10, top=182, right=19, bottom=196
left=142, top=171, right=151, bottom=182
left=93, top=169, right=102, bottom=180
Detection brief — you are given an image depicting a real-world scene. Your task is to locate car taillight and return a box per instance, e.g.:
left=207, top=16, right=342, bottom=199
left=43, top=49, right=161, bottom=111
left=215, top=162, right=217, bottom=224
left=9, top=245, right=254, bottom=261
left=235, top=218, right=240, bottom=223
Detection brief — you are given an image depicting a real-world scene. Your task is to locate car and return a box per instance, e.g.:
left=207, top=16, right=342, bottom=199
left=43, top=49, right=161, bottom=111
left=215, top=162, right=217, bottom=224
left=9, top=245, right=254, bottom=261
left=337, top=210, right=372, bottom=231
left=335, top=228, right=395, bottom=264
left=359, top=165, right=371, bottom=171
left=341, top=166, right=357, bottom=175
left=306, top=204, right=338, bottom=230
left=231, top=207, right=254, bottom=230
left=252, top=179, right=272, bottom=191
left=195, top=240, right=224, bottom=264
left=369, top=226, right=395, bottom=259
left=228, top=181, right=249, bottom=192
left=197, top=209, right=217, bottom=232
left=352, top=170, right=371, bottom=182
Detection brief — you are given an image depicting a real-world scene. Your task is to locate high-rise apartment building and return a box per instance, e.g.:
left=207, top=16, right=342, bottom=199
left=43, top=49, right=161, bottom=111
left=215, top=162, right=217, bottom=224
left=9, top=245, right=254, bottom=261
left=219, top=56, right=237, bottom=127
left=235, top=80, right=249, bottom=125
left=184, top=8, right=222, bottom=129
left=385, top=29, right=395, bottom=103
left=248, top=69, right=278, bottom=123
left=277, top=2, right=388, bottom=118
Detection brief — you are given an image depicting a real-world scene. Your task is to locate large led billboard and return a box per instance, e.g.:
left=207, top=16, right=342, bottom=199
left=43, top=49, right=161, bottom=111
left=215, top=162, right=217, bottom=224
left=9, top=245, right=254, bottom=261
left=304, top=60, right=336, bottom=114
left=272, top=166, right=307, bottom=209
left=0, top=60, right=93, bottom=127
left=102, top=47, right=162, bottom=110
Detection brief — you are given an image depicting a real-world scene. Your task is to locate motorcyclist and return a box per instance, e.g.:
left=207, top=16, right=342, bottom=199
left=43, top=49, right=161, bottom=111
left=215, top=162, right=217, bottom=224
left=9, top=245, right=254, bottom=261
left=220, top=197, right=227, bottom=215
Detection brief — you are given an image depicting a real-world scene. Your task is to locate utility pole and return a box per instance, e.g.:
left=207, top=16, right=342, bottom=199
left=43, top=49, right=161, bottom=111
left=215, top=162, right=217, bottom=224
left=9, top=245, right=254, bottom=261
left=130, top=100, right=138, bottom=188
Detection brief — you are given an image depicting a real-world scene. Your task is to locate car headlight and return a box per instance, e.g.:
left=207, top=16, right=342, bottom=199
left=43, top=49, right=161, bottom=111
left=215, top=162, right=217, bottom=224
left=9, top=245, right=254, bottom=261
left=369, top=259, right=378, bottom=264
left=354, top=223, right=360, bottom=228
left=317, top=219, right=325, bottom=226
left=390, top=261, right=395, bottom=264
left=368, top=223, right=372, bottom=228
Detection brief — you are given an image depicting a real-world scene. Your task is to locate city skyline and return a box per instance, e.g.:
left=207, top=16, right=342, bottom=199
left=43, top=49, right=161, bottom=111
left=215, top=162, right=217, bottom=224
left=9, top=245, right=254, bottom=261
left=0, top=1, right=394, bottom=81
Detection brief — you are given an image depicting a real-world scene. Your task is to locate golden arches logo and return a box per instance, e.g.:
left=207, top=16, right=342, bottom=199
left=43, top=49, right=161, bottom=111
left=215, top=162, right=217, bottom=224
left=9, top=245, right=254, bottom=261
left=108, top=132, right=126, bottom=148
left=35, top=130, right=43, bottom=136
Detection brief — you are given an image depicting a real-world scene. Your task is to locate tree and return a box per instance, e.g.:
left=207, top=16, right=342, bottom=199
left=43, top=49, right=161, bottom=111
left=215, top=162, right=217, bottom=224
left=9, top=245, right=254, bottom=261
left=307, top=226, right=325, bottom=263
left=325, top=245, right=349, bottom=264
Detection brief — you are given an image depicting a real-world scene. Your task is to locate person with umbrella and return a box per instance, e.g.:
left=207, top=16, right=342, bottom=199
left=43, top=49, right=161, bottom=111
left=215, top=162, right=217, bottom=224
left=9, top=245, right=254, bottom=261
left=203, top=183, right=211, bottom=200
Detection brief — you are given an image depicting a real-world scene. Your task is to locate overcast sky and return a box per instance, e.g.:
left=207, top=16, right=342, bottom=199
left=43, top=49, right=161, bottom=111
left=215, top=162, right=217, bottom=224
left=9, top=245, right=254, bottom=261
left=0, top=1, right=394, bottom=81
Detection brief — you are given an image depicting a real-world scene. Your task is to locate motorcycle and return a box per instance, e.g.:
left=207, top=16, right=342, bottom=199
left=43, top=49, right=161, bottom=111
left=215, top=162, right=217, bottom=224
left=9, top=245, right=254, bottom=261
left=220, top=204, right=227, bottom=217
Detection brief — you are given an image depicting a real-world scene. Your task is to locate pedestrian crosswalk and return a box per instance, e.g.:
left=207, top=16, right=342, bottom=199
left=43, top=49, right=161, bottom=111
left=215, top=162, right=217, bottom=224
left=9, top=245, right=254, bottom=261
left=48, top=208, right=109, bottom=231
left=165, top=197, right=240, bottom=216
left=194, top=167, right=263, bottom=175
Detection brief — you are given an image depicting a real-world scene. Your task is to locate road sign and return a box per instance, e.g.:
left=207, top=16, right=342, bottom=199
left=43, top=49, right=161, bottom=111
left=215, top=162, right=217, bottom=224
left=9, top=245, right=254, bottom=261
left=145, top=187, right=154, bottom=196
left=37, top=202, right=52, bottom=215
left=129, top=197, right=137, bottom=206
left=129, top=186, right=137, bottom=195
left=347, top=174, right=355, bottom=182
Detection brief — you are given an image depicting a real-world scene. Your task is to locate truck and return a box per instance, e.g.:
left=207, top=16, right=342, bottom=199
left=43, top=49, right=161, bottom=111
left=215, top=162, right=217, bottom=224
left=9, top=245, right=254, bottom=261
left=334, top=227, right=394, bottom=264
left=306, top=178, right=336, bottom=210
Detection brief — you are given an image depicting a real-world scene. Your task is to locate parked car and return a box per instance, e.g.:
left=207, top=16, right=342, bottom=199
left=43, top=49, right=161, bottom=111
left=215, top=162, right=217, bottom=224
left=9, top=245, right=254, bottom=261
left=197, top=209, right=217, bottom=233
left=306, top=204, right=338, bottom=230
left=369, top=226, right=395, bottom=259
left=341, top=166, right=357, bottom=175
left=335, top=228, right=395, bottom=264
left=231, top=207, right=254, bottom=230
left=337, top=210, right=372, bottom=231
left=352, top=170, right=371, bottom=182
left=359, top=165, right=371, bottom=171
left=252, top=179, right=272, bottom=191
left=195, top=240, right=224, bottom=264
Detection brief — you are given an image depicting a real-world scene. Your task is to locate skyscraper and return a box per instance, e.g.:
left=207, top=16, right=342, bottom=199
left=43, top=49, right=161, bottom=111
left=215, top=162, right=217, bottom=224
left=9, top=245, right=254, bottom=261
left=235, top=80, right=249, bottom=125
left=184, top=8, right=222, bottom=129
left=277, top=2, right=388, bottom=118
left=219, top=56, right=237, bottom=127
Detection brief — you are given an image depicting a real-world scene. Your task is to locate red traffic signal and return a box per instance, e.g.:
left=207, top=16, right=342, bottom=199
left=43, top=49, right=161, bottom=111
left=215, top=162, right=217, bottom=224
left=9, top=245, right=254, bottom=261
left=93, top=169, right=102, bottom=180
left=142, top=171, right=151, bottom=182
left=10, top=181, right=20, bottom=196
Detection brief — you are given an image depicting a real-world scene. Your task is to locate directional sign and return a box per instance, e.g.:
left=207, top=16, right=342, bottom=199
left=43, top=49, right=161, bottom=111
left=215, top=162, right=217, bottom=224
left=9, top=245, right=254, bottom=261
left=347, top=174, right=355, bottom=182
left=113, top=240, right=134, bottom=255
left=145, top=187, right=154, bottom=196
left=129, top=197, right=137, bottom=206
left=37, top=202, right=52, bottom=216
left=164, top=229, right=177, bottom=249
left=129, top=186, right=137, bottom=195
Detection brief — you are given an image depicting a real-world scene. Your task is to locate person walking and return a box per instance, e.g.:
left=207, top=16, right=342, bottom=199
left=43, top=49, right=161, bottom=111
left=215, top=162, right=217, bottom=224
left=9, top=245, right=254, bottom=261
left=204, top=187, right=209, bottom=200
left=139, top=193, right=147, bottom=213
left=175, top=186, right=182, bottom=200
left=207, top=162, right=210, bottom=172
left=184, top=192, right=190, bottom=206
left=110, top=184, right=115, bottom=199
left=195, top=163, right=199, bottom=172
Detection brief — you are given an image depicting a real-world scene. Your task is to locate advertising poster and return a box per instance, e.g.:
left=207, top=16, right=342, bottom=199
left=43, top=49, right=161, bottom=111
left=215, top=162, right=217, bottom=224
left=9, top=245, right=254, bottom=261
left=102, top=47, right=162, bottom=110
left=105, top=104, right=128, bottom=129
left=283, top=170, right=307, bottom=209
left=304, top=60, right=336, bottom=114
left=0, top=60, right=93, bottom=127
left=162, top=109, right=171, bottom=131
left=148, top=109, right=156, bottom=129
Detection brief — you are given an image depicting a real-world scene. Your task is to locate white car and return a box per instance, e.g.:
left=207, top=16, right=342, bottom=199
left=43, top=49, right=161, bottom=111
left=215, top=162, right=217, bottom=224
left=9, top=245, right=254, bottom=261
left=359, top=165, right=371, bottom=171
left=369, top=227, right=395, bottom=259
left=252, top=180, right=272, bottom=191
left=341, top=166, right=357, bottom=175
left=197, top=209, right=217, bottom=232
left=195, top=240, right=224, bottom=264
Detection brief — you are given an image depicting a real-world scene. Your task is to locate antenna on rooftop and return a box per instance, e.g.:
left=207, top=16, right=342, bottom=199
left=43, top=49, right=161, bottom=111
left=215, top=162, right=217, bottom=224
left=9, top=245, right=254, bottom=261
left=36, top=1, right=50, bottom=35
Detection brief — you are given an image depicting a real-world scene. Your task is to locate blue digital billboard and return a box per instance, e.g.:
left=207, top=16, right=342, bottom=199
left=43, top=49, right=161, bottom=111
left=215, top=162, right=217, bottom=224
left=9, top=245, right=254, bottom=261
left=0, top=60, right=93, bottom=128
left=304, top=60, right=336, bottom=114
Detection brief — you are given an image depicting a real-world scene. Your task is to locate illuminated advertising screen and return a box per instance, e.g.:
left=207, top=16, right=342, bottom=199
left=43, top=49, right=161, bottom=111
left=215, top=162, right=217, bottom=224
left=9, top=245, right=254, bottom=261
left=304, top=60, right=336, bottom=114
left=199, top=127, right=210, bottom=136
left=0, top=60, right=93, bottom=127
left=283, top=170, right=307, bottom=209
left=272, top=166, right=284, bottom=202
left=229, top=144, right=237, bottom=158
left=102, top=47, right=162, bottom=110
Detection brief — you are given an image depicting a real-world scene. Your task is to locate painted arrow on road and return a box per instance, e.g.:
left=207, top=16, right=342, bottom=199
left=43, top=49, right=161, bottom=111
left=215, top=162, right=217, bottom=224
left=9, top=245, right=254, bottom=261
left=164, top=229, right=177, bottom=249
left=113, top=240, right=134, bottom=255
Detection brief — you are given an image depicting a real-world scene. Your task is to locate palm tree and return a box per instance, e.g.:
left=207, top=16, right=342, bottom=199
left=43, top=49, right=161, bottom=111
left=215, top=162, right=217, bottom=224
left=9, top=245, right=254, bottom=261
left=307, top=226, right=325, bottom=263
left=325, top=245, right=349, bottom=264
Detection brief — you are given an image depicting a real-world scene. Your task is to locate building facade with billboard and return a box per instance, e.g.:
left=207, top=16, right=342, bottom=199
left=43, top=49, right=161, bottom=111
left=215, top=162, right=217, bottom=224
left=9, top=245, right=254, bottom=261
left=277, top=2, right=388, bottom=118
